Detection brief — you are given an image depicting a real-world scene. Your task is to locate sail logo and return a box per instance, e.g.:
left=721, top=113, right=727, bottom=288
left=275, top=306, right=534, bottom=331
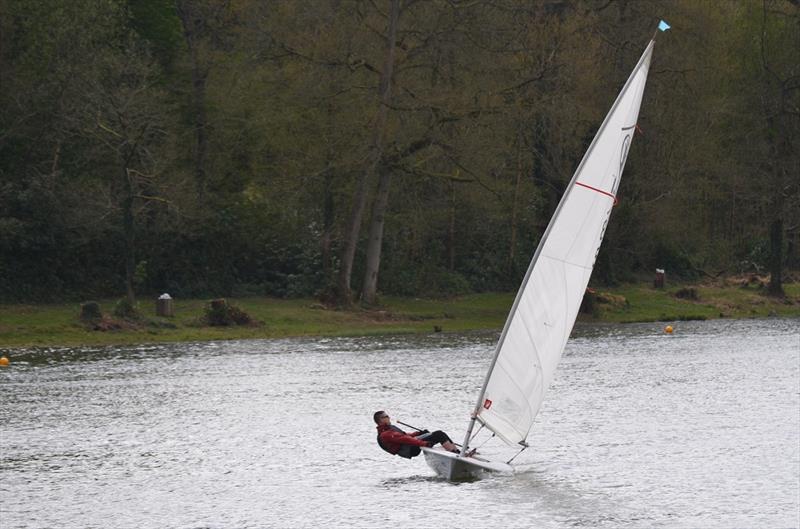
left=483, top=399, right=493, bottom=409
left=617, top=129, right=633, bottom=191
left=611, top=133, right=631, bottom=195
left=613, top=127, right=634, bottom=196
left=591, top=129, right=633, bottom=265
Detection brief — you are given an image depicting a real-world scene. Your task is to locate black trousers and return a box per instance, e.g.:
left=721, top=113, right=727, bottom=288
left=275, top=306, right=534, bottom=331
left=397, top=430, right=453, bottom=459
left=418, top=430, right=452, bottom=446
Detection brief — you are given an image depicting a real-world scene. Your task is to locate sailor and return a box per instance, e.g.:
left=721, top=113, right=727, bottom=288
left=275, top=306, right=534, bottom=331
left=373, top=410, right=459, bottom=458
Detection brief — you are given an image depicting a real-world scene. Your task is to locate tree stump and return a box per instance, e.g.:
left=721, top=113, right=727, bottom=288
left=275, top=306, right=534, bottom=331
left=579, top=289, right=596, bottom=315
left=79, top=301, right=102, bottom=322
left=204, top=299, right=253, bottom=326
left=156, top=295, right=174, bottom=317
left=654, top=269, right=665, bottom=289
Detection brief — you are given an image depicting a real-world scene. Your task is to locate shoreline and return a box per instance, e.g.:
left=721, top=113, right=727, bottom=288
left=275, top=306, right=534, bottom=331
left=1, top=280, right=798, bottom=350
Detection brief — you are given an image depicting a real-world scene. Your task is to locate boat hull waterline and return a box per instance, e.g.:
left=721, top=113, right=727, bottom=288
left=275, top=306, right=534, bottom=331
left=421, top=447, right=513, bottom=480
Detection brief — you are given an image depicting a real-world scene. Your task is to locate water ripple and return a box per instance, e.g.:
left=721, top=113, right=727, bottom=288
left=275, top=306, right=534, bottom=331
left=1, top=319, right=798, bottom=528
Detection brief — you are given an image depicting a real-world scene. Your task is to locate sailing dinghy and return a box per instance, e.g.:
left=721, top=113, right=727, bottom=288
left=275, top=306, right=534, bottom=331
left=422, top=25, right=665, bottom=481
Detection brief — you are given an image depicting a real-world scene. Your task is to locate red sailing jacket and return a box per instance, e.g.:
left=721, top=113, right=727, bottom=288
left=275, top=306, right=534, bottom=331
left=376, top=424, right=428, bottom=455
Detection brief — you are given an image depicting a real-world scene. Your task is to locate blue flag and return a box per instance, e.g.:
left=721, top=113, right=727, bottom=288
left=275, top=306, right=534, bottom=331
left=658, top=20, right=671, bottom=32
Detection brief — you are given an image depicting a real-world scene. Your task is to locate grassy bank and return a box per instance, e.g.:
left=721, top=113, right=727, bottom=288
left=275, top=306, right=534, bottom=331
left=1, top=280, right=797, bottom=349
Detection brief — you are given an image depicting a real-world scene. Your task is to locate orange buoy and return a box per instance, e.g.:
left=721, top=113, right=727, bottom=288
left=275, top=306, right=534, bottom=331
left=664, top=325, right=674, bottom=334
left=0, top=356, right=9, bottom=366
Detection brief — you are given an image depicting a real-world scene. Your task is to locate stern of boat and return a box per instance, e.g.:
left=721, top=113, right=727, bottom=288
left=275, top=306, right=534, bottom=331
left=421, top=447, right=512, bottom=481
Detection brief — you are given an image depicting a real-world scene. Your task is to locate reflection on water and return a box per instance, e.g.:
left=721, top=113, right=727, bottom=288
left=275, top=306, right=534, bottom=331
left=379, top=475, right=444, bottom=487
left=1, top=319, right=798, bottom=528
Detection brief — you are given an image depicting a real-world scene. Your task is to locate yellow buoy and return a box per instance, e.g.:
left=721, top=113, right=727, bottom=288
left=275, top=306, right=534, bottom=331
left=0, top=356, right=9, bottom=366
left=664, top=325, right=674, bottom=334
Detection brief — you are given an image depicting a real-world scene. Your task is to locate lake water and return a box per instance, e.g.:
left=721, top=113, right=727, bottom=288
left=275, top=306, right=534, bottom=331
left=1, top=318, right=798, bottom=528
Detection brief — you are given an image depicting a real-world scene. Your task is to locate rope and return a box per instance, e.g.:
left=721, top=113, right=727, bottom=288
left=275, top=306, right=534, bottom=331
left=506, top=444, right=528, bottom=465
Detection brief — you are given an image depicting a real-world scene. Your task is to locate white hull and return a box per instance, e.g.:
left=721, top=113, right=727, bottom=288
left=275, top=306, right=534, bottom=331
left=421, top=447, right=513, bottom=480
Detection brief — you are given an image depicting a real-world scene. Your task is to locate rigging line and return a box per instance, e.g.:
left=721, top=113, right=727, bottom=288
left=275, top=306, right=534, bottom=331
left=574, top=181, right=619, bottom=205
left=469, top=422, right=485, bottom=444
left=506, top=444, right=528, bottom=465
left=474, top=432, right=496, bottom=451
left=540, top=254, right=593, bottom=271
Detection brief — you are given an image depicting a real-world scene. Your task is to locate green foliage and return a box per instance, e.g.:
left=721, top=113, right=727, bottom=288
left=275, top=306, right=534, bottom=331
left=113, top=298, right=141, bottom=320
left=128, top=0, right=183, bottom=65
left=1, top=1, right=797, bottom=303
left=134, top=261, right=148, bottom=287
left=2, top=284, right=798, bottom=348
left=579, top=290, right=598, bottom=318
left=651, top=240, right=700, bottom=280
left=674, top=287, right=699, bottom=300
left=741, top=240, right=771, bottom=273
left=79, top=302, right=103, bottom=322
left=381, top=266, right=472, bottom=298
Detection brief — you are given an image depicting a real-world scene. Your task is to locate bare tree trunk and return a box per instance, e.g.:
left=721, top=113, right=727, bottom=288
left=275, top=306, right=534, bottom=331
left=320, top=92, right=338, bottom=293
left=177, top=1, right=209, bottom=195
left=337, top=173, right=368, bottom=304
left=361, top=168, right=393, bottom=305
left=321, top=167, right=334, bottom=277
left=338, top=0, right=400, bottom=305
left=190, top=64, right=208, bottom=194
left=768, top=218, right=784, bottom=296
left=765, top=117, right=789, bottom=298
left=509, top=132, right=524, bottom=267
left=448, top=181, right=456, bottom=271
left=759, top=1, right=790, bottom=297
left=121, top=167, right=136, bottom=305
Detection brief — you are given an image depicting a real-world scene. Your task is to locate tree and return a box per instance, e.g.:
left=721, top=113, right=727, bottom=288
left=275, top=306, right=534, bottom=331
left=68, top=37, right=172, bottom=304
left=175, top=0, right=215, bottom=196
left=0, top=0, right=173, bottom=302
left=335, top=0, right=400, bottom=305
left=755, top=0, right=799, bottom=295
left=722, top=0, right=799, bottom=294
left=2, top=1, right=798, bottom=304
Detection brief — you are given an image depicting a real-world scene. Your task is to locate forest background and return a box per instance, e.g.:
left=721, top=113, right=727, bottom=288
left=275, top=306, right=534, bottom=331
left=1, top=0, right=798, bottom=308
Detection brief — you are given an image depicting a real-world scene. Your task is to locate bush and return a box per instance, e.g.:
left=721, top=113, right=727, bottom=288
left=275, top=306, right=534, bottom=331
left=651, top=241, right=700, bottom=279
left=79, top=301, right=102, bottom=322
left=113, top=298, right=141, bottom=320
left=380, top=265, right=473, bottom=298
left=674, top=287, right=699, bottom=300
left=425, top=269, right=472, bottom=297
left=78, top=300, right=140, bottom=331
left=579, top=290, right=597, bottom=316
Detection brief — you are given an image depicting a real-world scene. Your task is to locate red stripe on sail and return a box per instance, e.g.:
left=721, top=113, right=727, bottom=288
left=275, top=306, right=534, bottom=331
left=575, top=181, right=618, bottom=205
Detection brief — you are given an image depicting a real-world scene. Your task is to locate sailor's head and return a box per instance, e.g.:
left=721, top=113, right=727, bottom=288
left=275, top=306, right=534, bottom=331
left=373, top=410, right=390, bottom=424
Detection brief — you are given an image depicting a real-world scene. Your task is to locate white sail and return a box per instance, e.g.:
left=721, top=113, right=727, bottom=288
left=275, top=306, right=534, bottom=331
left=472, top=41, right=655, bottom=446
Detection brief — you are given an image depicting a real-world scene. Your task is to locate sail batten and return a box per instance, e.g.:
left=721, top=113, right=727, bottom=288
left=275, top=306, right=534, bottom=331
left=464, top=39, right=656, bottom=448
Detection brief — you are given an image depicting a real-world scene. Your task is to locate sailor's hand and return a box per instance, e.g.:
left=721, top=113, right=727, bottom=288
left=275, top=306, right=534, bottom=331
left=420, top=429, right=429, bottom=434
left=426, top=441, right=434, bottom=447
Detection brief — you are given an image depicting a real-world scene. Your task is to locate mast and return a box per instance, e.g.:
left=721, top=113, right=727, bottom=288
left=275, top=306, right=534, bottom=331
left=461, top=30, right=662, bottom=455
